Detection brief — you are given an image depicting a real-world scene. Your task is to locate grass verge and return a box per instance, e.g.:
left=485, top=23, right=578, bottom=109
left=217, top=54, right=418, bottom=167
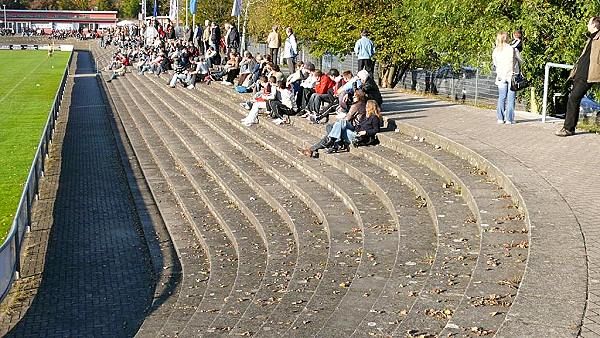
left=0, top=50, right=70, bottom=243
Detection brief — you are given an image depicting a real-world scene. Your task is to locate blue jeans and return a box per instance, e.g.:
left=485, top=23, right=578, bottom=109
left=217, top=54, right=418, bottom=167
left=497, top=80, right=516, bottom=122
left=169, top=73, right=187, bottom=87
left=328, top=120, right=354, bottom=142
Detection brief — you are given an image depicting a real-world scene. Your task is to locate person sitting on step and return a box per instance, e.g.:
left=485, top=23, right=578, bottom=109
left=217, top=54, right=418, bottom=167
left=269, top=80, right=295, bottom=125
left=106, top=54, right=130, bottom=82
left=296, top=62, right=318, bottom=114
left=350, top=99, right=383, bottom=147
left=297, top=90, right=367, bottom=158
left=356, top=69, right=383, bottom=108
left=237, top=51, right=257, bottom=86
left=306, top=68, right=338, bottom=122
left=241, top=76, right=277, bottom=126
left=168, top=57, right=189, bottom=88
left=185, top=56, right=210, bottom=89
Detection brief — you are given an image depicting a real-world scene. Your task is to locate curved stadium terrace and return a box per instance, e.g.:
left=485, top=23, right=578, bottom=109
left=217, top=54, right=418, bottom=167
left=0, top=33, right=598, bottom=337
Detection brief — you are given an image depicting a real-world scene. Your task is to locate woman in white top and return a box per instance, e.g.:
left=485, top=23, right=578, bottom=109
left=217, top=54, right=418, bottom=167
left=269, top=80, right=295, bottom=124
left=492, top=31, right=523, bottom=124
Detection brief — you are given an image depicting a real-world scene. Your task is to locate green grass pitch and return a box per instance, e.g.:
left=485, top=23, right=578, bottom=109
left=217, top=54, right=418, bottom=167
left=0, top=50, right=71, bottom=243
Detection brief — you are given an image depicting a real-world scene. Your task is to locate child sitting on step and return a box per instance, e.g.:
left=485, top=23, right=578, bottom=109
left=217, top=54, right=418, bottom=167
left=241, top=76, right=277, bottom=126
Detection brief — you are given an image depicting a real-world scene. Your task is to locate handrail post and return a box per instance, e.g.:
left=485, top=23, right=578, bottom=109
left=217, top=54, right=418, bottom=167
left=541, top=62, right=574, bottom=123
left=542, top=64, right=550, bottom=123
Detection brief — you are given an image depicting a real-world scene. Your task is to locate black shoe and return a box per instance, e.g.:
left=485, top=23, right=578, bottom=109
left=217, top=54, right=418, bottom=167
left=367, top=136, right=380, bottom=146
left=325, top=141, right=341, bottom=154
left=323, top=137, right=336, bottom=148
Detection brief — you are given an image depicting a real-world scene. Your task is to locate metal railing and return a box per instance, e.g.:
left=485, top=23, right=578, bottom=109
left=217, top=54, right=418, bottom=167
left=0, top=50, right=73, bottom=303
left=245, top=40, right=379, bottom=80
left=542, top=62, right=574, bottom=123
left=244, top=40, right=526, bottom=110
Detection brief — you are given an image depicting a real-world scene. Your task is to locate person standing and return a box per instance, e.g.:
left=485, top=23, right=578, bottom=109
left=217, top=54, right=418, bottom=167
left=225, top=23, right=240, bottom=56
left=556, top=17, right=600, bottom=137
left=202, top=20, right=211, bottom=52
left=193, top=23, right=203, bottom=51
left=210, top=22, right=221, bottom=52
left=283, top=27, right=297, bottom=74
left=354, top=30, right=375, bottom=75
left=510, top=30, right=523, bottom=52
left=267, top=26, right=281, bottom=65
left=492, top=31, right=522, bottom=124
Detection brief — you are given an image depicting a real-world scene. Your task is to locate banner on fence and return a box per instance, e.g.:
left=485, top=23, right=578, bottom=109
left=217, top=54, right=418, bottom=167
left=0, top=44, right=73, bottom=51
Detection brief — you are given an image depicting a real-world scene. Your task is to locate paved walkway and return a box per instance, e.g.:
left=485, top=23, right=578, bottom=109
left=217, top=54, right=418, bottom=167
left=381, top=90, right=600, bottom=336
left=0, top=52, right=154, bottom=337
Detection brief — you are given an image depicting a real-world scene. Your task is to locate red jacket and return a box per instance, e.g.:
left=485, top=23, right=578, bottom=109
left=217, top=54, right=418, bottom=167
left=314, top=75, right=336, bottom=94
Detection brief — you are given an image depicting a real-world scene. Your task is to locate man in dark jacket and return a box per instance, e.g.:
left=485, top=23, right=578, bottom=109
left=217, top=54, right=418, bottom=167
left=226, top=23, right=240, bottom=55
left=557, top=16, right=600, bottom=137
left=210, top=22, right=221, bottom=52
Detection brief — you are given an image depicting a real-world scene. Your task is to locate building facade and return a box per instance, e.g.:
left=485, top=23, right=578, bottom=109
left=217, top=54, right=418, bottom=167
left=1, top=9, right=118, bottom=33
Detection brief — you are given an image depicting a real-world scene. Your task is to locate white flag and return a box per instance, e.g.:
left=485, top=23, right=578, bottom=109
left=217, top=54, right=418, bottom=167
left=169, top=0, right=178, bottom=20
left=231, top=0, right=242, bottom=17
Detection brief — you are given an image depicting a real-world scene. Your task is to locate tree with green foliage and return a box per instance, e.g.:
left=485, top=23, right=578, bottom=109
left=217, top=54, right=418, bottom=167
left=56, top=0, right=74, bottom=9
left=119, top=0, right=140, bottom=18
left=248, top=0, right=600, bottom=111
left=0, top=0, right=30, bottom=9
left=36, top=0, right=58, bottom=9
left=97, top=0, right=115, bottom=11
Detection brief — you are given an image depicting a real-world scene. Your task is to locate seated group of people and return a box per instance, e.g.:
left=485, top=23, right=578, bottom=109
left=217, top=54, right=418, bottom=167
left=101, top=29, right=385, bottom=157
left=103, top=35, right=223, bottom=88
left=227, top=55, right=384, bottom=156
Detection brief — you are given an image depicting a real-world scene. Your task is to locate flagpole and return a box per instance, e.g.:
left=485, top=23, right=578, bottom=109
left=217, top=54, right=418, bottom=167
left=241, top=0, right=250, bottom=52
left=185, top=0, right=188, bottom=27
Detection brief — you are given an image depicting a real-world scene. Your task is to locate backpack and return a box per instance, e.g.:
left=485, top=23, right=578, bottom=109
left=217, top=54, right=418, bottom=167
left=236, top=85, right=251, bottom=93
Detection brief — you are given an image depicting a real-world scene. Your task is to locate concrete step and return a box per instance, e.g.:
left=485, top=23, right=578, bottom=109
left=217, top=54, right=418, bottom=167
left=146, top=77, right=488, bottom=338
left=202, top=83, right=523, bottom=336
left=141, top=72, right=370, bottom=332
left=96, top=45, right=536, bottom=336
left=385, top=131, right=528, bottom=336
left=107, top=79, right=236, bottom=336
left=129, top=76, right=326, bottom=335
left=120, top=77, right=296, bottom=335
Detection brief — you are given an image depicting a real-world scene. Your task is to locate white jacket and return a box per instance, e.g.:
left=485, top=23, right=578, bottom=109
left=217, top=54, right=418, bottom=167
left=283, top=34, right=297, bottom=58
left=493, top=45, right=522, bottom=84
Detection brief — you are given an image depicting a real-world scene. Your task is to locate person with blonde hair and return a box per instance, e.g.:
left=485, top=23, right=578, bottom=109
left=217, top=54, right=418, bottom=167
left=492, top=31, right=522, bottom=124
left=350, top=99, right=383, bottom=147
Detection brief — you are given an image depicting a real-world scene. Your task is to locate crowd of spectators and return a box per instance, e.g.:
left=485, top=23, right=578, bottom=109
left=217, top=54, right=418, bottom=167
left=101, top=19, right=384, bottom=156
left=49, top=28, right=97, bottom=40
left=0, top=27, right=97, bottom=39
left=0, top=28, right=15, bottom=36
